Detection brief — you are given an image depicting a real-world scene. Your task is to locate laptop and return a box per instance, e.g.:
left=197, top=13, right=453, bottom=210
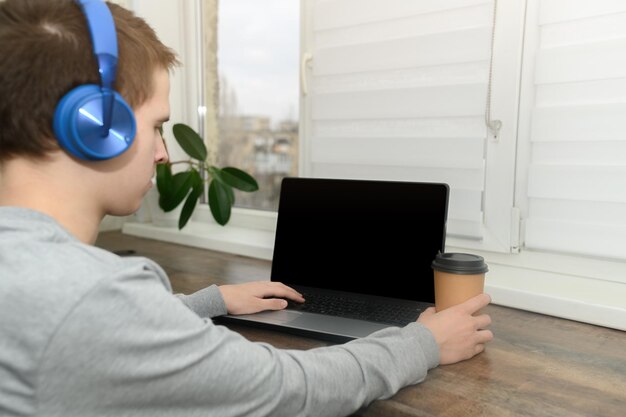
left=216, top=177, right=449, bottom=343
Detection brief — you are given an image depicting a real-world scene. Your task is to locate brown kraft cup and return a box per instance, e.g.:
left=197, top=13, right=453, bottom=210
left=431, top=253, right=488, bottom=311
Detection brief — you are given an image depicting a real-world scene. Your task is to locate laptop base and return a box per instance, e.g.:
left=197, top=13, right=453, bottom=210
left=215, top=310, right=394, bottom=344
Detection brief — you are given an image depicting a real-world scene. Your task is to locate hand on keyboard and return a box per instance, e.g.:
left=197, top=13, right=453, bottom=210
left=219, top=281, right=305, bottom=315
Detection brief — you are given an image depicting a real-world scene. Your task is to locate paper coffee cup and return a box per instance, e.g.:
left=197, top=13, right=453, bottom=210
left=431, top=253, right=488, bottom=311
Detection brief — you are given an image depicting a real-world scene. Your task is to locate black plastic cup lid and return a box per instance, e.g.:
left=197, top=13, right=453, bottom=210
left=431, top=252, right=488, bottom=275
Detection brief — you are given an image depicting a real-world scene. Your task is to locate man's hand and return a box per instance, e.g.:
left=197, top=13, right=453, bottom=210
left=418, top=293, right=494, bottom=365
left=218, top=281, right=305, bottom=315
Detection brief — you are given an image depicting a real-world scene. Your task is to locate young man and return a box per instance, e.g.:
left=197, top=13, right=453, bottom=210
left=0, top=1, right=493, bottom=416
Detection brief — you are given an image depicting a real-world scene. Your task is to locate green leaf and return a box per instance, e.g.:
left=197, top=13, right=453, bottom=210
left=221, top=167, right=259, bottom=192
left=157, top=164, right=175, bottom=212
left=155, top=163, right=172, bottom=197
left=160, top=171, right=194, bottom=212
left=207, top=166, right=236, bottom=205
left=208, top=179, right=232, bottom=226
left=172, top=123, right=207, bottom=161
left=178, top=170, right=204, bottom=229
left=224, top=184, right=235, bottom=205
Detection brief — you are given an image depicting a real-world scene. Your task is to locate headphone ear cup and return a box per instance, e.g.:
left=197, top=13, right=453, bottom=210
left=53, top=84, right=136, bottom=161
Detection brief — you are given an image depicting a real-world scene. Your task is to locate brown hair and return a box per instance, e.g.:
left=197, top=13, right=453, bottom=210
left=0, top=0, right=179, bottom=161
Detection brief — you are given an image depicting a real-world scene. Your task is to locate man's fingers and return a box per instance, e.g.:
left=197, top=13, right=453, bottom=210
left=265, top=282, right=305, bottom=302
left=476, top=329, right=494, bottom=344
left=474, top=313, right=492, bottom=330
left=458, top=293, right=492, bottom=314
left=260, top=298, right=288, bottom=311
left=273, top=282, right=304, bottom=297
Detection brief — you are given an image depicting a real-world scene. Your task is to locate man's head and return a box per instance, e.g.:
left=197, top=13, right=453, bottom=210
left=0, top=0, right=179, bottom=162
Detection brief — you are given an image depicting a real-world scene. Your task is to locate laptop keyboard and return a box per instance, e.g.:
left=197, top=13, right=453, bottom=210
left=287, top=290, right=422, bottom=327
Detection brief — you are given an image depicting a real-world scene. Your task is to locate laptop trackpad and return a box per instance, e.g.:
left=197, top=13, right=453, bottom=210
left=240, top=309, right=305, bottom=325
left=291, top=313, right=389, bottom=338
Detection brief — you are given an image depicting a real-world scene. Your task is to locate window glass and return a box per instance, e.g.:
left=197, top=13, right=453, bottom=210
left=218, top=0, right=300, bottom=211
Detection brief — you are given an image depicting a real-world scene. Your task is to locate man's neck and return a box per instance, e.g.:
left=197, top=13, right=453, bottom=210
left=0, top=156, right=104, bottom=244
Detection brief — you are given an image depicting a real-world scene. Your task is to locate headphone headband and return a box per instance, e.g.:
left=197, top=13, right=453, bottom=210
left=76, top=0, right=118, bottom=133
left=76, top=0, right=118, bottom=88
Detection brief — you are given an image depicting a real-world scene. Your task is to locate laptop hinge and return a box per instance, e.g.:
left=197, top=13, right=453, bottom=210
left=510, top=206, right=521, bottom=253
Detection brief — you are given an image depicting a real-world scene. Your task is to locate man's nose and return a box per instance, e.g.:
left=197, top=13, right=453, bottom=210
left=156, top=137, right=169, bottom=164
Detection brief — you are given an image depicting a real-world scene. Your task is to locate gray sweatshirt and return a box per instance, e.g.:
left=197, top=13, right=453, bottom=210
left=0, top=207, right=439, bottom=417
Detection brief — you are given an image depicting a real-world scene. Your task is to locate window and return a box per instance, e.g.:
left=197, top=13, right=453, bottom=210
left=217, top=0, right=300, bottom=211
left=127, top=0, right=626, bottom=329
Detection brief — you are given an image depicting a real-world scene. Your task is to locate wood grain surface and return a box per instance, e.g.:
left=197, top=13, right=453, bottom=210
left=96, top=231, right=626, bottom=417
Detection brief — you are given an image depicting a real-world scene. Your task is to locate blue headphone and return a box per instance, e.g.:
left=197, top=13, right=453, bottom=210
left=53, top=0, right=136, bottom=161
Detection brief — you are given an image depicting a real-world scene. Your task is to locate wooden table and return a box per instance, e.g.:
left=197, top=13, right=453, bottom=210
left=96, top=231, right=626, bottom=417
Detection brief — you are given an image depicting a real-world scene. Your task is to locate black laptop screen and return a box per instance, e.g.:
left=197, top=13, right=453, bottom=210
left=270, top=178, right=448, bottom=303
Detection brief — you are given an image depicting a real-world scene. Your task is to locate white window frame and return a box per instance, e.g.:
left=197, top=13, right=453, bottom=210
left=121, top=0, right=626, bottom=331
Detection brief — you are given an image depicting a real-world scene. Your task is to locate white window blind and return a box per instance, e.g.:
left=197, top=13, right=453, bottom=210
left=301, top=0, right=522, bottom=251
left=523, top=0, right=626, bottom=260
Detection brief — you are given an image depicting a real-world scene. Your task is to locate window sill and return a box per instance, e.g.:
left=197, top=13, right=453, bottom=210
left=123, top=220, right=275, bottom=260
left=123, top=204, right=276, bottom=259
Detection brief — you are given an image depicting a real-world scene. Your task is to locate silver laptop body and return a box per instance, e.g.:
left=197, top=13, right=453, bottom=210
left=217, top=177, right=449, bottom=343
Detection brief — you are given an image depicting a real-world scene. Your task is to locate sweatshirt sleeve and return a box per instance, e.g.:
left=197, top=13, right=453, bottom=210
left=175, top=284, right=228, bottom=318
left=38, top=264, right=440, bottom=417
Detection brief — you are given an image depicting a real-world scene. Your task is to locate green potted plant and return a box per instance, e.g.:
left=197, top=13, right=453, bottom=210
left=156, top=123, right=258, bottom=229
